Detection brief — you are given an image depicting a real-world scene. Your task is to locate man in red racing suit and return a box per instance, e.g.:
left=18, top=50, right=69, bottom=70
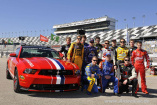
left=131, top=41, right=150, bottom=94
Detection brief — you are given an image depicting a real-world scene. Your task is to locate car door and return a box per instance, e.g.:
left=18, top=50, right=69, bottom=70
left=9, top=48, right=20, bottom=76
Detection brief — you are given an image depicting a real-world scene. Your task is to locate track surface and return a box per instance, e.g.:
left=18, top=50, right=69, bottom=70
left=0, top=57, right=157, bottom=105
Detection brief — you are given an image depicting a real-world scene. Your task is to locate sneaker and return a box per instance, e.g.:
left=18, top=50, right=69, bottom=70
left=143, top=90, right=149, bottom=94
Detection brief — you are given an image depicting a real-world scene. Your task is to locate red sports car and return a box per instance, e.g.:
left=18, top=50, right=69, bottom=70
left=6, top=45, right=81, bottom=93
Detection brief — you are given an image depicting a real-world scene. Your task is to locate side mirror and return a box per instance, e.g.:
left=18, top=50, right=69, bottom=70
left=59, top=52, right=64, bottom=58
left=10, top=53, right=16, bottom=57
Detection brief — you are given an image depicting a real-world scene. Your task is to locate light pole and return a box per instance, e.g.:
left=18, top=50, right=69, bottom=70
left=132, top=17, right=135, bottom=28
left=142, top=15, right=145, bottom=26
left=116, top=20, right=118, bottom=29
left=35, top=30, right=36, bottom=36
left=124, top=19, right=127, bottom=28
left=31, top=31, right=32, bottom=36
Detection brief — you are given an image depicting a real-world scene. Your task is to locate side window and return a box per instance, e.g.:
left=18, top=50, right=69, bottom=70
left=15, top=48, right=20, bottom=56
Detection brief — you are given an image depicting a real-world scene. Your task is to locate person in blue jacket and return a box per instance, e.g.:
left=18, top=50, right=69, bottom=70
left=84, top=56, right=100, bottom=95
left=85, top=38, right=98, bottom=64
left=99, top=53, right=119, bottom=95
left=81, top=35, right=89, bottom=85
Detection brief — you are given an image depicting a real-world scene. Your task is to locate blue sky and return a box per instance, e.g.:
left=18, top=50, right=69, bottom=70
left=0, top=0, right=157, bottom=38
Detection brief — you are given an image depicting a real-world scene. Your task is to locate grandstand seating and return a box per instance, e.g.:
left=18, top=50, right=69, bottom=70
left=0, top=25, right=157, bottom=53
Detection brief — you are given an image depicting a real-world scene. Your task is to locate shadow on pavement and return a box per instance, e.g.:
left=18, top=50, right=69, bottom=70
left=19, top=90, right=101, bottom=98
left=18, top=87, right=157, bottom=98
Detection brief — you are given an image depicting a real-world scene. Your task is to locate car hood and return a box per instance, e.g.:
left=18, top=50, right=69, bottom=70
left=20, top=57, right=74, bottom=70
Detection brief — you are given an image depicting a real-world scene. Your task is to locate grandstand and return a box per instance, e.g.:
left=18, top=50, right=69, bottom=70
left=1, top=25, right=157, bottom=46
left=0, top=22, right=157, bottom=57
left=53, top=16, right=116, bottom=35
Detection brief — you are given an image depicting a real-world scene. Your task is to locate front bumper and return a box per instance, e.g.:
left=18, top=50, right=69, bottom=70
left=19, top=74, right=81, bottom=92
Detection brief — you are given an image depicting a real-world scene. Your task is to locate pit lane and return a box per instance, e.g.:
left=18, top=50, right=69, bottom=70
left=0, top=57, right=157, bottom=105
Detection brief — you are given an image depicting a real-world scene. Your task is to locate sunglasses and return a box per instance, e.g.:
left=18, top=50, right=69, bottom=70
left=125, top=59, right=129, bottom=61
left=77, top=38, right=81, bottom=40
left=93, top=60, right=98, bottom=62
left=120, top=41, right=125, bottom=43
left=105, top=43, right=109, bottom=44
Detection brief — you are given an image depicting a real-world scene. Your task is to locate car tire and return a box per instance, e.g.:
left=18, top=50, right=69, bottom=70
left=6, top=64, right=12, bottom=79
left=14, top=69, right=22, bottom=93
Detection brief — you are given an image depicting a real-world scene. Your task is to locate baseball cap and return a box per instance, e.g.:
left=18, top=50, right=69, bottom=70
left=90, top=38, right=94, bottom=43
left=106, top=53, right=111, bottom=56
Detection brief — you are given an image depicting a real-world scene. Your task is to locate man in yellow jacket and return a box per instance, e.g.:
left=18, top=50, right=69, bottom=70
left=67, top=35, right=84, bottom=71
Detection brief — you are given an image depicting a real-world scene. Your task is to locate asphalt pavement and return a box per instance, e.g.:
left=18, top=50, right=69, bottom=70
left=0, top=57, right=157, bottom=105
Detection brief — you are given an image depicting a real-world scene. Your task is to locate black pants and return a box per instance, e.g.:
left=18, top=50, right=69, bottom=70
left=119, top=79, right=138, bottom=94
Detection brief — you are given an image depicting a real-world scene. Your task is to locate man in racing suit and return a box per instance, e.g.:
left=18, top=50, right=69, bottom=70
left=98, top=40, right=114, bottom=89
left=114, top=39, right=129, bottom=79
left=131, top=41, right=150, bottom=94
left=85, top=39, right=98, bottom=64
left=84, top=56, right=100, bottom=95
left=99, top=53, right=119, bottom=95
left=119, top=56, right=138, bottom=97
left=59, top=37, right=71, bottom=60
left=67, top=35, right=84, bottom=71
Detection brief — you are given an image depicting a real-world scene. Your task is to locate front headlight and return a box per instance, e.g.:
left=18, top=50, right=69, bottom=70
left=23, top=69, right=37, bottom=74
left=74, top=70, right=80, bottom=75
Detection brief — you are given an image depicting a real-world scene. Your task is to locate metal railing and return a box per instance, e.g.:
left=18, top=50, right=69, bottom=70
left=0, top=44, right=20, bottom=58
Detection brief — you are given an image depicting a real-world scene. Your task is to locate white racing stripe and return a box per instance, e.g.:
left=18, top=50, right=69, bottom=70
left=47, top=58, right=61, bottom=70
left=56, top=75, right=61, bottom=84
left=55, top=75, right=61, bottom=92
left=55, top=90, right=60, bottom=92
left=42, top=57, right=53, bottom=69
left=23, top=58, right=34, bottom=67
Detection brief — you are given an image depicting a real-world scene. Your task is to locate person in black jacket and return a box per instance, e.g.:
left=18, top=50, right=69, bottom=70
left=59, top=37, right=71, bottom=60
left=119, top=56, right=138, bottom=97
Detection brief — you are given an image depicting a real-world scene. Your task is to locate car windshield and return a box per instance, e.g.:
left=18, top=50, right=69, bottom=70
left=20, top=47, right=60, bottom=59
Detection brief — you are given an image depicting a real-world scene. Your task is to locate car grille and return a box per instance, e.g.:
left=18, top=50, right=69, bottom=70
left=29, top=84, right=79, bottom=90
left=38, top=70, right=73, bottom=75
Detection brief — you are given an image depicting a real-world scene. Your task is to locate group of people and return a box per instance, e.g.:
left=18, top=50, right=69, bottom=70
left=59, top=35, right=150, bottom=97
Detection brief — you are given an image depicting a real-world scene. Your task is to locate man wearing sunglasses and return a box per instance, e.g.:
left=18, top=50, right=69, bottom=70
left=131, top=41, right=150, bottom=94
left=67, top=35, right=84, bottom=71
left=84, top=56, right=100, bottom=95
left=114, top=39, right=129, bottom=78
left=99, top=53, right=119, bottom=95
left=119, top=56, right=138, bottom=97
left=98, top=40, right=113, bottom=61
left=85, top=39, right=98, bottom=65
